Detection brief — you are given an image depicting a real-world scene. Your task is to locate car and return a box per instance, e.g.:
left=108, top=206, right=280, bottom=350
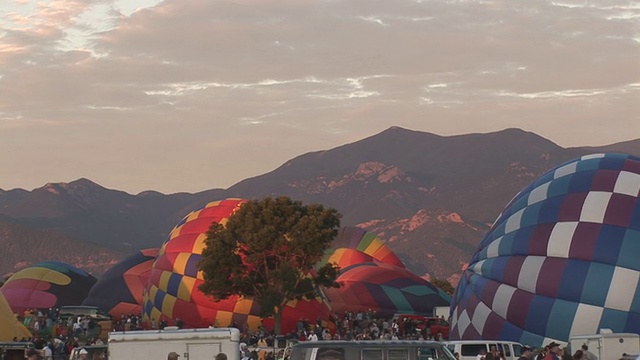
left=59, top=306, right=111, bottom=321
left=289, top=340, right=456, bottom=360
left=392, top=314, right=450, bottom=339
left=620, top=354, right=640, bottom=360
left=444, top=340, right=525, bottom=360
left=59, top=306, right=112, bottom=341
left=0, top=342, right=36, bottom=360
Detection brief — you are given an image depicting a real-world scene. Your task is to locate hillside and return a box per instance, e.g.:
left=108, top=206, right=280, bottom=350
left=0, top=222, right=127, bottom=278
left=1, top=127, right=638, bottom=282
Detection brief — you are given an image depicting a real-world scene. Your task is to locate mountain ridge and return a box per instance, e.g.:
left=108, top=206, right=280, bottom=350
left=1, top=128, right=638, bottom=282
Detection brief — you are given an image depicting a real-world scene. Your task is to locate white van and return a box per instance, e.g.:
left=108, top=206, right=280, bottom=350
left=445, top=340, right=525, bottom=360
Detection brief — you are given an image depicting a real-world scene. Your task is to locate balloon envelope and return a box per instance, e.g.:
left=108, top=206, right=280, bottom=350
left=143, top=198, right=334, bottom=332
left=0, top=261, right=97, bottom=314
left=0, top=292, right=31, bottom=341
left=450, top=153, right=640, bottom=346
left=322, top=227, right=450, bottom=317
left=83, top=248, right=158, bottom=318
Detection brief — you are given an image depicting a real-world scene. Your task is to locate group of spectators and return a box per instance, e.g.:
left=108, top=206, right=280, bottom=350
left=11, top=308, right=109, bottom=360
left=12, top=306, right=448, bottom=360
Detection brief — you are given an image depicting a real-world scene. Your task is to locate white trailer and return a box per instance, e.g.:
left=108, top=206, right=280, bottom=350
left=570, top=330, right=640, bottom=360
left=108, top=327, right=240, bottom=360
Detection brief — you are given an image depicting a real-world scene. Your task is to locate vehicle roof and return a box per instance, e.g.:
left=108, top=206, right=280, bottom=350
left=620, top=354, right=640, bottom=360
left=445, top=341, right=524, bottom=345
left=60, top=305, right=102, bottom=310
left=0, top=342, right=35, bottom=349
left=293, top=340, right=447, bottom=348
left=393, top=314, right=441, bottom=318
left=570, top=333, right=640, bottom=339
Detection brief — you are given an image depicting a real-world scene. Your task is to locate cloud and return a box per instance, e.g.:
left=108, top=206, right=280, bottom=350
left=0, top=0, right=638, bottom=193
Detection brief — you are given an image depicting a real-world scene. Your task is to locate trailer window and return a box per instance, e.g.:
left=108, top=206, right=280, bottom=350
left=362, top=349, right=382, bottom=360
left=316, top=347, right=345, bottom=360
left=389, top=349, right=409, bottom=360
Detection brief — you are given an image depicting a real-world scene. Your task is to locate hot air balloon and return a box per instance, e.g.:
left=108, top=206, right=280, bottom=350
left=329, top=227, right=406, bottom=268
left=323, top=260, right=450, bottom=317
left=0, top=261, right=97, bottom=314
left=142, top=198, right=334, bottom=333
left=83, top=248, right=158, bottom=318
left=0, top=292, right=31, bottom=341
left=450, top=153, right=640, bottom=346
left=321, top=227, right=450, bottom=317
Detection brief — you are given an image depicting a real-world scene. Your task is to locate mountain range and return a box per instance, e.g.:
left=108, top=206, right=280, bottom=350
left=1, top=127, right=638, bottom=283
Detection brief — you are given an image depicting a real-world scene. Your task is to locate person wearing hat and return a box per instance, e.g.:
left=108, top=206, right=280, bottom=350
left=537, top=346, right=548, bottom=360
left=519, top=346, right=533, bottom=360
left=168, top=352, right=180, bottom=360
left=546, top=342, right=563, bottom=360
left=78, top=348, right=89, bottom=360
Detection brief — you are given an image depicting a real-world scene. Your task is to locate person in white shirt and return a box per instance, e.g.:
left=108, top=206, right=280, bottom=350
left=477, top=348, right=487, bottom=360
left=43, top=344, right=53, bottom=360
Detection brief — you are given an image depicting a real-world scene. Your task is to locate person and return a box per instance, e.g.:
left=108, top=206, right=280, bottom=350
left=215, top=354, right=228, bottom=360
left=519, top=346, right=532, bottom=360
left=573, top=350, right=584, bottom=360
left=43, top=343, right=53, bottom=360
left=239, top=343, right=248, bottom=358
left=26, top=349, right=40, bottom=360
left=546, top=342, right=563, bottom=360
left=78, top=349, right=88, bottom=360
left=454, top=352, right=460, bottom=360
left=581, top=345, right=597, bottom=360
left=477, top=349, right=487, bottom=360
left=168, top=352, right=180, bottom=360
left=486, top=346, right=501, bottom=360
left=537, top=346, right=548, bottom=360
left=257, top=336, right=267, bottom=347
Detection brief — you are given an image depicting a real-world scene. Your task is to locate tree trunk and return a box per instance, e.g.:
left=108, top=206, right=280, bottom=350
left=274, top=306, right=282, bottom=335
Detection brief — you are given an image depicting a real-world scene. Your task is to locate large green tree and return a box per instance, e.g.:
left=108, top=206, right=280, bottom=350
left=198, top=196, right=342, bottom=334
left=431, top=277, right=455, bottom=296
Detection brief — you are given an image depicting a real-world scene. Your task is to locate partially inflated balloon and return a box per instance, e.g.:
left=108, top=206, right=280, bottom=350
left=324, top=260, right=450, bottom=317
left=321, top=227, right=450, bottom=317
left=450, top=153, right=640, bottom=346
left=83, top=248, right=158, bottom=318
left=0, top=261, right=97, bottom=314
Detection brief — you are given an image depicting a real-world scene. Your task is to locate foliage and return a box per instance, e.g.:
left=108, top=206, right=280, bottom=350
left=198, top=196, right=341, bottom=333
left=431, top=277, right=455, bottom=296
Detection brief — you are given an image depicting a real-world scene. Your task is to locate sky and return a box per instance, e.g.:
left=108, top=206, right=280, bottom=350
left=1, top=0, right=639, bottom=195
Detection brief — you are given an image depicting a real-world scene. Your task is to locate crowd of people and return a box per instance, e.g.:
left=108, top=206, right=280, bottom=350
left=9, top=307, right=615, bottom=360
left=10, top=308, right=135, bottom=360
left=475, top=342, right=599, bottom=360
left=232, top=310, right=447, bottom=349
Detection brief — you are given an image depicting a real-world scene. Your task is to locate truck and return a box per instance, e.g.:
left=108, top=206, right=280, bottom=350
left=433, top=306, right=450, bottom=320
left=569, top=329, right=640, bottom=360
left=108, top=327, right=240, bottom=360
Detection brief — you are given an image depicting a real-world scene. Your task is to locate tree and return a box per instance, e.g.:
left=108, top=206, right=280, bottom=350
left=198, top=196, right=342, bottom=335
left=431, top=277, right=455, bottom=296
